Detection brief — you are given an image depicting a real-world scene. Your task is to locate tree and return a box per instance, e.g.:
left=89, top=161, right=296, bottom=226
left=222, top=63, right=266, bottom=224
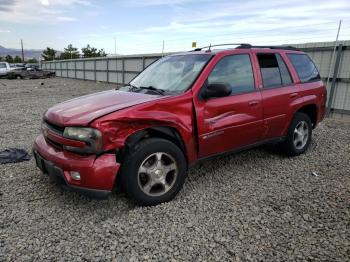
left=5, top=55, right=13, bottom=63
left=41, top=47, right=56, bottom=61
left=81, top=44, right=107, bottom=58
left=0, top=56, right=3, bottom=61
left=99, top=49, right=107, bottom=57
left=27, top=57, right=38, bottom=64
left=81, top=44, right=97, bottom=58
left=59, top=44, right=80, bottom=60
left=14, top=56, right=22, bottom=63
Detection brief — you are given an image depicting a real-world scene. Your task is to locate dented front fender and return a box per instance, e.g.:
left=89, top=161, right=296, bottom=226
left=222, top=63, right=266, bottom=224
left=90, top=92, right=198, bottom=164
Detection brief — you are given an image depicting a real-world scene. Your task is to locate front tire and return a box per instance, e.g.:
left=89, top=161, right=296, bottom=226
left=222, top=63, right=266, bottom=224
left=282, top=112, right=312, bottom=156
left=120, top=138, right=187, bottom=206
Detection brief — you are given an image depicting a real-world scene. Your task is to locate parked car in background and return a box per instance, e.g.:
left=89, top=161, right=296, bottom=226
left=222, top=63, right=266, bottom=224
left=7, top=68, right=55, bottom=79
left=25, top=64, right=40, bottom=71
left=0, top=62, right=13, bottom=77
left=14, top=63, right=26, bottom=70
left=33, top=44, right=327, bottom=206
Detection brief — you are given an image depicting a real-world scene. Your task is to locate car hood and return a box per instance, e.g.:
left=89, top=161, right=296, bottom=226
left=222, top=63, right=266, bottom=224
left=45, top=90, right=164, bottom=126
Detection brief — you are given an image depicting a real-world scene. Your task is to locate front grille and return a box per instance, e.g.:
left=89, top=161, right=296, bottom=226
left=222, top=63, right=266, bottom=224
left=47, top=137, right=64, bottom=150
left=44, top=120, right=64, bottom=135
left=43, top=120, right=65, bottom=150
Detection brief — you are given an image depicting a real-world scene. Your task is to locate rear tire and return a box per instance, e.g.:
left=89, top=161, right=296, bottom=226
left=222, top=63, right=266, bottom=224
left=120, top=138, right=187, bottom=206
left=282, top=112, right=312, bottom=156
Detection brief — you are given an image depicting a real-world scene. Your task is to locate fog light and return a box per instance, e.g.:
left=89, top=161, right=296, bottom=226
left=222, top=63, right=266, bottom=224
left=70, top=171, right=81, bottom=181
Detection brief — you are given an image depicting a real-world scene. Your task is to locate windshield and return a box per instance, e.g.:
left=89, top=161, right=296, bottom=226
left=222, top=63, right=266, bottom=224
left=129, top=54, right=212, bottom=94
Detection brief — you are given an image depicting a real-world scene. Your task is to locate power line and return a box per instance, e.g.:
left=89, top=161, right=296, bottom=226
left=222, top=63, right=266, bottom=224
left=113, top=28, right=348, bottom=51
left=111, top=22, right=350, bottom=51
left=112, top=21, right=342, bottom=46
left=115, top=34, right=350, bottom=54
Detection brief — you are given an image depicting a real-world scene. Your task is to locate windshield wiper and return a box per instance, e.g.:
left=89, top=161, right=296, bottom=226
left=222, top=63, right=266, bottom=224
left=138, top=85, right=165, bottom=95
left=118, top=84, right=138, bottom=92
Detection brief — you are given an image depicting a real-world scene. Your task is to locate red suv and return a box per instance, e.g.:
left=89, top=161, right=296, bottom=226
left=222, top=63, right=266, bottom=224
left=34, top=44, right=327, bottom=206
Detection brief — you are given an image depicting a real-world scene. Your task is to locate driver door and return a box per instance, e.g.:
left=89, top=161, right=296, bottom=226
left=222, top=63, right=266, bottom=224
left=194, top=53, right=264, bottom=158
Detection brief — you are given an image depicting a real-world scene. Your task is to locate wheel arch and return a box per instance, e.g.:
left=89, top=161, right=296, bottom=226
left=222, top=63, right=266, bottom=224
left=116, top=126, right=188, bottom=165
left=295, top=103, right=318, bottom=128
left=114, top=126, right=188, bottom=191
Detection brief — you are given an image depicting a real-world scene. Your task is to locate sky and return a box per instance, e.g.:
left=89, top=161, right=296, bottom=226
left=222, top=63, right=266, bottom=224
left=0, top=0, right=350, bottom=55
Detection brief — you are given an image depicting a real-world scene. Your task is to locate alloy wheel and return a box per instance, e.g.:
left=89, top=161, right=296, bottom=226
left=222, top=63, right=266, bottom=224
left=137, top=152, right=178, bottom=197
left=293, top=121, right=309, bottom=150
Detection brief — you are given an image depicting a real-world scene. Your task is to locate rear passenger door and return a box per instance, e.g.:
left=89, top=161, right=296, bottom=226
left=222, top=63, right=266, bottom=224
left=255, top=53, right=297, bottom=139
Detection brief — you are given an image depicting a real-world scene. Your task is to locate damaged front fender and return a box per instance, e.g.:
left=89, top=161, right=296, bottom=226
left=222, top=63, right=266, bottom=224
left=90, top=93, right=198, bottom=164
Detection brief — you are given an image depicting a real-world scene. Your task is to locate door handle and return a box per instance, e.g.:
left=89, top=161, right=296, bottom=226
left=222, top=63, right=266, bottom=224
left=248, top=100, right=259, bottom=106
left=290, top=93, right=298, bottom=98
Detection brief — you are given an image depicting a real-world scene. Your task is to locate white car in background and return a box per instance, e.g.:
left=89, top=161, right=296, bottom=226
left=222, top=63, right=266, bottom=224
left=0, top=62, right=13, bottom=77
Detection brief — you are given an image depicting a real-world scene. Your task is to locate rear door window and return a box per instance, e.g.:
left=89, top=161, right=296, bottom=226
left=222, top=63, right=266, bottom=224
left=287, top=54, right=321, bottom=83
left=257, top=53, right=292, bottom=88
left=207, top=54, right=255, bottom=95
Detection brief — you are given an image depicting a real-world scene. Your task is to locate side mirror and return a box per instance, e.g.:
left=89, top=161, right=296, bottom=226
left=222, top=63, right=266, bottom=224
left=201, top=83, right=231, bottom=99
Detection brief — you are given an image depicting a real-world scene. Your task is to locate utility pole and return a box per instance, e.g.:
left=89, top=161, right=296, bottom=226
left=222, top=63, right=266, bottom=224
left=162, top=40, right=164, bottom=57
left=114, top=36, right=117, bottom=56
left=21, top=39, right=24, bottom=62
left=326, top=20, right=342, bottom=88
left=115, top=36, right=118, bottom=84
left=325, top=19, right=342, bottom=114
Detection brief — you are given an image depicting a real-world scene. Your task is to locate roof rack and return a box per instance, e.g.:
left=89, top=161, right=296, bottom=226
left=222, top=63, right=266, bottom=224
left=192, top=43, right=300, bottom=52
left=192, top=43, right=251, bottom=52
left=235, top=44, right=300, bottom=51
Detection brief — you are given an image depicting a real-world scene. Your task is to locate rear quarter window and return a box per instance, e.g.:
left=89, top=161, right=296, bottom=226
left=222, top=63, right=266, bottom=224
left=287, top=54, right=321, bottom=83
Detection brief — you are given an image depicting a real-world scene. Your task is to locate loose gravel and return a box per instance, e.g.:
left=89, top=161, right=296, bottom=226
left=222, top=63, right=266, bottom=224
left=0, top=78, right=349, bottom=261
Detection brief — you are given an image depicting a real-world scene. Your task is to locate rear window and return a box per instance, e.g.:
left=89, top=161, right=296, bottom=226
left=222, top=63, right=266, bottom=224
left=287, top=54, right=321, bottom=83
left=257, top=53, right=292, bottom=88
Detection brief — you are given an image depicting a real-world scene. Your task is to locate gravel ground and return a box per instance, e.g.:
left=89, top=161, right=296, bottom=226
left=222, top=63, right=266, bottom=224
left=0, top=78, right=349, bottom=261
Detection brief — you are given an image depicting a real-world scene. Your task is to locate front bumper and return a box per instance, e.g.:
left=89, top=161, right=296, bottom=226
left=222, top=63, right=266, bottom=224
left=33, top=134, right=120, bottom=198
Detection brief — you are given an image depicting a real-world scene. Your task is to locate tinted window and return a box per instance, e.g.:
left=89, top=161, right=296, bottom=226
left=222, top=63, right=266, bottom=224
left=276, top=54, right=292, bottom=85
left=287, top=54, right=321, bottom=83
left=257, top=53, right=293, bottom=88
left=257, top=54, right=280, bottom=88
left=208, top=54, right=255, bottom=95
left=0, top=63, right=6, bottom=69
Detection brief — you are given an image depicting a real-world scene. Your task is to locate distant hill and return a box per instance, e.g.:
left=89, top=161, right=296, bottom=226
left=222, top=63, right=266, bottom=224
left=0, top=45, right=44, bottom=60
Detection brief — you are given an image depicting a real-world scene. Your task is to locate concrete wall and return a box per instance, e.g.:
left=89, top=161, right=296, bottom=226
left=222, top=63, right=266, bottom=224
left=42, top=53, right=162, bottom=86
left=42, top=41, right=350, bottom=114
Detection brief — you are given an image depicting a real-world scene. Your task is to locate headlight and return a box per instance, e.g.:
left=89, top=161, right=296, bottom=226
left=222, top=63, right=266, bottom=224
left=63, top=127, right=103, bottom=154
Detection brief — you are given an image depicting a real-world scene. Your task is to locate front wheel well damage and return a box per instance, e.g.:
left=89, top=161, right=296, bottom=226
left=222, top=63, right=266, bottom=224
left=115, top=126, right=187, bottom=164
left=113, top=126, right=187, bottom=191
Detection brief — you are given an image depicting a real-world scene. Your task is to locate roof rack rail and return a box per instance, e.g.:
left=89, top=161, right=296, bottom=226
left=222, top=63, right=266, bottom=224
left=192, top=43, right=251, bottom=52
left=235, top=44, right=300, bottom=51
left=192, top=43, right=300, bottom=52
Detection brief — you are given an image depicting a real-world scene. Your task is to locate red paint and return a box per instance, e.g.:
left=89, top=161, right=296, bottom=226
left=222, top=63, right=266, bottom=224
left=44, top=89, right=165, bottom=126
left=34, top=135, right=119, bottom=190
left=34, top=48, right=326, bottom=194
